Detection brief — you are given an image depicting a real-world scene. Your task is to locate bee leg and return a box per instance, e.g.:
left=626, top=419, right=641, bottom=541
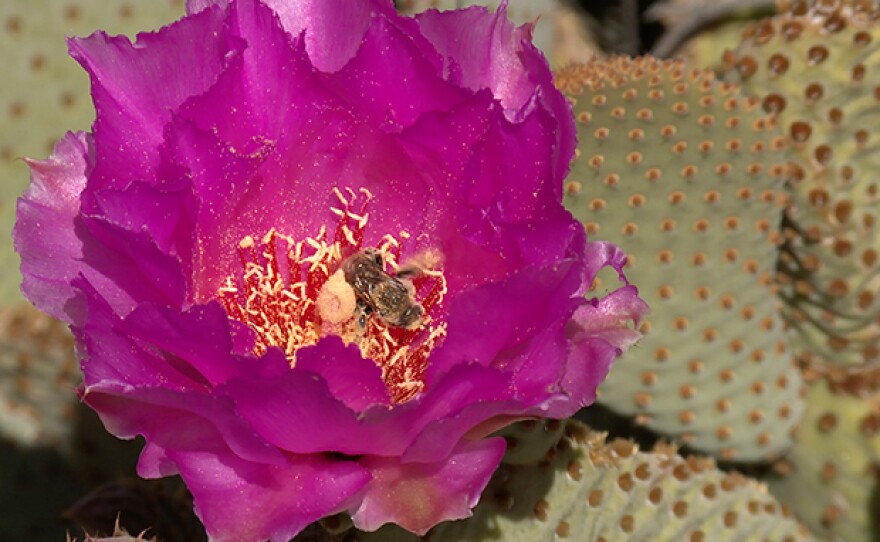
left=394, top=265, right=423, bottom=281
left=400, top=279, right=416, bottom=298
left=355, top=299, right=373, bottom=330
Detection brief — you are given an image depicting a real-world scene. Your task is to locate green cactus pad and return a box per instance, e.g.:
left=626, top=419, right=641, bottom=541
left=557, top=56, right=804, bottom=461
left=346, top=419, right=813, bottom=541
left=768, top=371, right=880, bottom=542
left=0, top=0, right=184, bottom=305
left=494, top=418, right=568, bottom=466
left=721, top=0, right=880, bottom=369
left=0, top=303, right=78, bottom=446
left=648, top=1, right=774, bottom=70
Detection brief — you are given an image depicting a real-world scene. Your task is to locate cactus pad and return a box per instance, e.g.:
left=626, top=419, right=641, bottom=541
left=768, top=370, right=880, bottom=542
left=349, top=419, right=813, bottom=541
left=722, top=0, right=880, bottom=369
left=0, top=303, right=78, bottom=446
left=557, top=56, right=804, bottom=461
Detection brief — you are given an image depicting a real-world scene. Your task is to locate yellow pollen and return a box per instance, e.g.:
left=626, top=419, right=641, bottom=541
left=218, top=188, right=448, bottom=403
left=316, top=270, right=357, bottom=326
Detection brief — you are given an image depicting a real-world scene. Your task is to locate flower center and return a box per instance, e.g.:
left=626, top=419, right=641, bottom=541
left=218, top=188, right=447, bottom=403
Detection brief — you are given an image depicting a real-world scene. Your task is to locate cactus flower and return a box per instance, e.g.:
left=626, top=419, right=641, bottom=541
left=14, top=0, right=647, bottom=540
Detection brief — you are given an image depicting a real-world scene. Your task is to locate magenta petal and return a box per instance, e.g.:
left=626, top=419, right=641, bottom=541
left=116, top=302, right=248, bottom=387
left=428, top=257, right=582, bottom=383
left=14, top=132, right=90, bottom=321
left=77, top=286, right=214, bottom=391
left=76, top=277, right=289, bottom=391
left=401, top=399, right=522, bottom=463
left=188, top=0, right=398, bottom=72
left=228, top=359, right=511, bottom=457
left=83, top=385, right=285, bottom=477
left=351, top=437, right=505, bottom=534
left=223, top=365, right=376, bottom=455
left=415, top=4, right=540, bottom=113
left=455, top=101, right=564, bottom=227
left=170, top=447, right=370, bottom=542
left=252, top=0, right=396, bottom=72
left=295, top=337, right=391, bottom=411
left=156, top=118, right=266, bottom=301
left=77, top=216, right=187, bottom=310
left=319, top=14, right=465, bottom=131
left=545, top=336, right=619, bottom=418
left=415, top=4, right=576, bottom=187
left=68, top=5, right=231, bottom=190
left=88, top=180, right=196, bottom=261
left=571, top=284, right=649, bottom=353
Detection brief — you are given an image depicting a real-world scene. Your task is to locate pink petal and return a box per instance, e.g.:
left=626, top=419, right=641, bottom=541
left=428, top=257, right=582, bottom=385
left=170, top=445, right=370, bottom=542
left=318, top=13, right=465, bottom=131
left=571, top=284, right=649, bottom=353
left=88, top=180, right=196, bottom=263
left=83, top=385, right=285, bottom=478
left=14, top=132, right=90, bottom=321
left=188, top=0, right=398, bottom=72
left=351, top=437, right=505, bottom=534
left=415, top=4, right=537, bottom=112
left=226, top=359, right=512, bottom=457
left=415, top=3, right=576, bottom=186
left=294, top=337, right=391, bottom=411
left=68, top=5, right=231, bottom=192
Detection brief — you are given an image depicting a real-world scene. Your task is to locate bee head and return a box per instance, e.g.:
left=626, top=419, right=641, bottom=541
left=362, top=248, right=384, bottom=266
left=398, top=304, right=424, bottom=330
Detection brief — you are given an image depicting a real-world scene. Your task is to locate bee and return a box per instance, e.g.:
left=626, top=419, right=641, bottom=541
left=341, top=248, right=424, bottom=330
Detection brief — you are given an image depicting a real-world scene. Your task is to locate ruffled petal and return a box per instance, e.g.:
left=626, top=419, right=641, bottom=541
left=170, top=445, right=370, bottom=542
left=76, top=281, right=286, bottom=469
left=294, top=336, right=391, bottom=411
left=88, top=180, right=196, bottom=263
left=417, top=3, right=577, bottom=192
left=77, top=215, right=187, bottom=311
left=428, top=255, right=583, bottom=384
left=14, top=132, right=91, bottom=322
left=318, top=13, right=465, bottom=131
left=188, top=0, right=398, bottom=72
left=227, top=359, right=512, bottom=457
left=415, top=4, right=539, bottom=113
left=69, top=5, right=232, bottom=192
left=571, top=284, right=648, bottom=353
left=351, top=437, right=505, bottom=534
left=83, top=385, right=285, bottom=477
left=16, top=133, right=192, bottom=323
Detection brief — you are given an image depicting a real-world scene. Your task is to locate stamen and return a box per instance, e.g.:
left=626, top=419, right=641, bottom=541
left=218, top=188, right=447, bottom=403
